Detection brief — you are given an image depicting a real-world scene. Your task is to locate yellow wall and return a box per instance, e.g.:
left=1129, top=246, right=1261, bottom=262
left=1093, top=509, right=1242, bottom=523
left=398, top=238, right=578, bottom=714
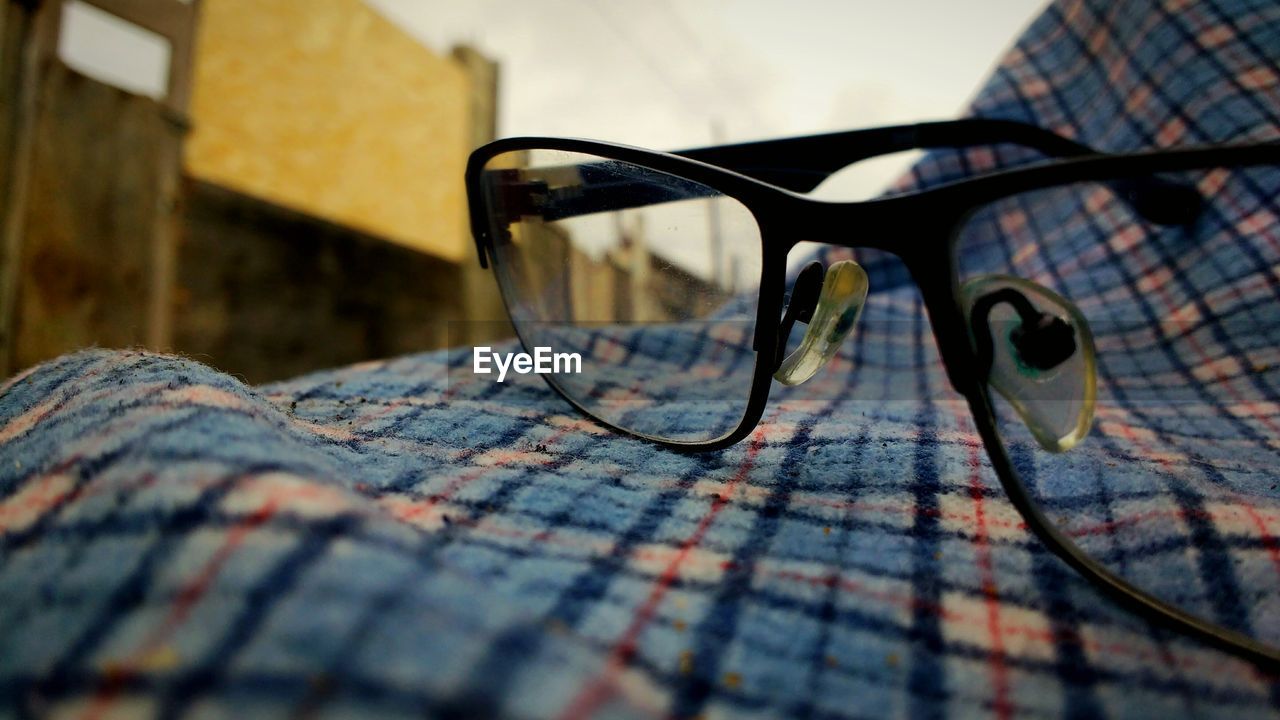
left=186, top=0, right=473, bottom=262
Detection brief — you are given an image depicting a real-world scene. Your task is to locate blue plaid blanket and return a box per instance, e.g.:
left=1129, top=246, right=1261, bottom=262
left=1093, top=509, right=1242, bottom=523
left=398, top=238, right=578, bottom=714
left=4, top=0, right=1280, bottom=717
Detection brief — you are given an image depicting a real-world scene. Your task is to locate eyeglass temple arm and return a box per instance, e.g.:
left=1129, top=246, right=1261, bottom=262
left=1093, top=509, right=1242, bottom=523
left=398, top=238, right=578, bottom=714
left=675, top=118, right=1127, bottom=192
left=676, top=118, right=1200, bottom=226
left=488, top=118, right=1198, bottom=226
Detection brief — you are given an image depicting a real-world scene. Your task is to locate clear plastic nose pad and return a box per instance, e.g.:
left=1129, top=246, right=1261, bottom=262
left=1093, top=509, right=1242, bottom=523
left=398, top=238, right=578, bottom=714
left=775, top=260, right=869, bottom=386
left=961, top=275, right=1097, bottom=453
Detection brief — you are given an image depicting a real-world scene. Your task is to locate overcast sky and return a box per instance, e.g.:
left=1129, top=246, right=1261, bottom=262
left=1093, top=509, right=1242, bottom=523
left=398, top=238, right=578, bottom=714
left=367, top=0, right=1048, bottom=197
left=61, top=0, right=1048, bottom=199
left=364, top=2, right=1046, bottom=143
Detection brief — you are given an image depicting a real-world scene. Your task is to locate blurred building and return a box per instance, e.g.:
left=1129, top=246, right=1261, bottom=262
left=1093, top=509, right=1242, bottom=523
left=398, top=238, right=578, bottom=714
left=514, top=209, right=730, bottom=326
left=0, top=0, right=506, bottom=382
left=186, top=0, right=477, bottom=263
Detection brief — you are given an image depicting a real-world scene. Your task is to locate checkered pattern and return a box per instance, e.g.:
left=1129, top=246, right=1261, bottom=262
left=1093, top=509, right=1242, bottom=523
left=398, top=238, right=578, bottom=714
left=3, top=0, right=1280, bottom=717
left=953, top=161, right=1280, bottom=646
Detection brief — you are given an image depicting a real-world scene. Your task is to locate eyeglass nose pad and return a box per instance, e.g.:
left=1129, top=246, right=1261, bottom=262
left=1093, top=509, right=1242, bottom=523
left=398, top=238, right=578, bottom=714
left=961, top=274, right=1097, bottom=453
left=774, top=260, right=870, bottom=386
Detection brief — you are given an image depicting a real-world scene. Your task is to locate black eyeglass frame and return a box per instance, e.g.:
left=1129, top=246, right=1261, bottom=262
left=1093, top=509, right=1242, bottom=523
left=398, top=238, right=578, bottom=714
left=465, top=119, right=1280, bottom=669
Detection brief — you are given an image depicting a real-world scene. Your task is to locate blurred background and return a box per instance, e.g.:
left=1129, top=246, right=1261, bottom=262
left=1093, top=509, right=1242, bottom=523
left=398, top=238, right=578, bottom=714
left=0, top=0, right=1044, bottom=383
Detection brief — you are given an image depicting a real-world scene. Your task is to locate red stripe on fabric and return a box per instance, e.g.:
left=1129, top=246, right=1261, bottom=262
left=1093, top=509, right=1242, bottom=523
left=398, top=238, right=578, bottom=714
left=1066, top=503, right=1280, bottom=540
left=0, top=473, right=76, bottom=529
left=558, top=427, right=766, bottom=720
left=391, top=423, right=579, bottom=522
left=588, top=475, right=1030, bottom=533
left=957, top=406, right=1014, bottom=720
left=1241, top=505, right=1280, bottom=580
left=80, top=490, right=279, bottom=720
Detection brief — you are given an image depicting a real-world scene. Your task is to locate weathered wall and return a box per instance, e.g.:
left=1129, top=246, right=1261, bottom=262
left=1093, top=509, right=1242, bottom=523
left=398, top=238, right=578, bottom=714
left=0, top=4, right=28, bottom=227
left=13, top=63, right=179, bottom=370
left=177, top=179, right=466, bottom=383
left=186, top=0, right=473, bottom=262
left=1, top=0, right=506, bottom=380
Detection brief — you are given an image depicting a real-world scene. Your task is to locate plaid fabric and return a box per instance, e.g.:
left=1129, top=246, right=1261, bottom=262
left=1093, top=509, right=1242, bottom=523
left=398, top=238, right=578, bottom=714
left=4, top=0, right=1280, bottom=717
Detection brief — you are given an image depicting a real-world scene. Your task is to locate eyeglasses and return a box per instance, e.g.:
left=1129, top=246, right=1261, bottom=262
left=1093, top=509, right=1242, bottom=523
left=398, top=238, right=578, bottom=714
left=465, top=118, right=1280, bottom=668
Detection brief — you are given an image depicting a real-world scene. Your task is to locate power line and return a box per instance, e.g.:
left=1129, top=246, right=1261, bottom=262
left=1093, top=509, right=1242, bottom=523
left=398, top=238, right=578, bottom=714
left=588, top=2, right=770, bottom=141
left=655, top=0, right=770, bottom=130
left=588, top=3, right=705, bottom=111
